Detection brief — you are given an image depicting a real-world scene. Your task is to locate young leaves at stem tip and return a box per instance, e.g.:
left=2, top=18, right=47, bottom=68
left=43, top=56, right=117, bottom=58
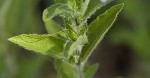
left=8, top=0, right=124, bottom=65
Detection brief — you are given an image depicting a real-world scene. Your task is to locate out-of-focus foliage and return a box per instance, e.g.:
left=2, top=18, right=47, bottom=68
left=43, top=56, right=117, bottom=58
left=108, top=0, right=150, bottom=78
left=0, top=0, right=51, bottom=78
left=111, top=0, right=150, bottom=60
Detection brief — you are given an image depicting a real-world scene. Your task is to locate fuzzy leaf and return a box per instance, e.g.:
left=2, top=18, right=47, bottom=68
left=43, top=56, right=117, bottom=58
left=43, top=3, right=71, bottom=34
left=8, top=31, right=69, bottom=60
left=81, top=3, right=124, bottom=61
left=67, top=34, right=88, bottom=63
left=83, top=0, right=113, bottom=20
left=80, top=0, right=90, bottom=17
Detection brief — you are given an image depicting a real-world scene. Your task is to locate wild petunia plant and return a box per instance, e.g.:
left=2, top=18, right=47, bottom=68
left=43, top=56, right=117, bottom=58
left=8, top=0, right=124, bottom=78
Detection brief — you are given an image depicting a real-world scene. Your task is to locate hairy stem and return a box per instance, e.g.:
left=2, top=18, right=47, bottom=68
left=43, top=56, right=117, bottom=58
left=77, top=61, right=84, bottom=78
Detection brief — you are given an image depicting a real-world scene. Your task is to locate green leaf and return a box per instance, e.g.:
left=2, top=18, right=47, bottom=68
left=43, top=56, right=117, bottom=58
left=80, top=0, right=90, bottom=17
left=44, top=19, right=62, bottom=34
left=83, top=0, right=113, bottom=20
left=84, top=63, right=99, bottom=78
left=67, top=0, right=80, bottom=10
left=81, top=3, right=124, bottom=61
left=43, top=3, right=72, bottom=34
left=54, top=60, right=78, bottom=78
left=8, top=31, right=69, bottom=60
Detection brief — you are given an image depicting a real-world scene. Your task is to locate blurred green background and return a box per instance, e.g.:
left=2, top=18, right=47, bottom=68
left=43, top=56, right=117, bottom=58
left=0, top=0, right=150, bottom=78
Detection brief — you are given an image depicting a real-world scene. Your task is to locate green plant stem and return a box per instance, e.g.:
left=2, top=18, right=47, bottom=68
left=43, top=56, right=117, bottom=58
left=77, top=61, right=84, bottom=78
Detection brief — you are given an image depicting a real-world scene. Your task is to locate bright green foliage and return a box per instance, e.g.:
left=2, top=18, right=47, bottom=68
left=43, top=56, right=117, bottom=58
left=8, top=0, right=123, bottom=78
left=81, top=3, right=124, bottom=61
left=68, top=0, right=80, bottom=11
left=8, top=31, right=68, bottom=60
left=80, top=0, right=90, bottom=17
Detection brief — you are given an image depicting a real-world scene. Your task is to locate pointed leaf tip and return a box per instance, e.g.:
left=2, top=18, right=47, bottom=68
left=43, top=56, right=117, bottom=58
left=80, top=3, right=124, bottom=62
left=8, top=33, right=68, bottom=60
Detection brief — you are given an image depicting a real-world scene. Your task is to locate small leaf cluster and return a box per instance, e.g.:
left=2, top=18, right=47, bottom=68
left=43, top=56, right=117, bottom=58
left=8, top=0, right=123, bottom=78
left=9, top=0, right=123, bottom=64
